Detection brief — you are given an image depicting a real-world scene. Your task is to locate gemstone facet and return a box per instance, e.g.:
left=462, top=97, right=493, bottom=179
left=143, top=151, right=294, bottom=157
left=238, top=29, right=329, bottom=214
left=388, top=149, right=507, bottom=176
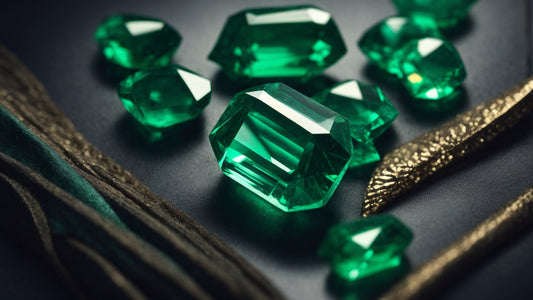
left=118, top=65, right=211, bottom=128
left=95, top=14, right=181, bottom=69
left=358, top=16, right=441, bottom=75
left=392, top=0, right=478, bottom=28
left=318, top=215, right=413, bottom=281
left=313, top=80, right=398, bottom=143
left=209, top=83, right=353, bottom=212
left=208, top=5, right=347, bottom=81
left=351, top=140, right=380, bottom=168
left=397, top=37, right=466, bottom=100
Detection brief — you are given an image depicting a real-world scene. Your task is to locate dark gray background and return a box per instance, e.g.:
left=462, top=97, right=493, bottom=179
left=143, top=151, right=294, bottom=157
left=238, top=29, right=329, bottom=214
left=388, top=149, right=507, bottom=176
left=1, top=0, right=532, bottom=299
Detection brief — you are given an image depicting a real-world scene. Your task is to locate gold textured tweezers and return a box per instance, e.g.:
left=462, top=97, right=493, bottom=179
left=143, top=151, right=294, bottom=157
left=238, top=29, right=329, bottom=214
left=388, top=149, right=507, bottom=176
left=363, top=76, right=533, bottom=216
left=379, top=184, right=533, bottom=300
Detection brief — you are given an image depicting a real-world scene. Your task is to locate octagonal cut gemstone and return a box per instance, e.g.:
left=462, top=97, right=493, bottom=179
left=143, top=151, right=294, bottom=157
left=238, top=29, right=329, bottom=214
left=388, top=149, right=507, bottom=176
left=313, top=80, right=398, bottom=143
left=358, top=16, right=441, bottom=75
left=397, top=37, right=466, bottom=99
left=208, top=5, right=347, bottom=81
left=95, top=14, right=181, bottom=69
left=209, top=83, right=353, bottom=212
left=392, top=0, right=478, bottom=28
left=118, top=65, right=211, bottom=128
left=318, top=215, right=413, bottom=281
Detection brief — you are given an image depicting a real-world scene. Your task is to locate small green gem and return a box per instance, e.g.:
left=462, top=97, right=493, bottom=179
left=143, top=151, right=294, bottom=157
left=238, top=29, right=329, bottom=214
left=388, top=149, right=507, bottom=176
left=95, top=14, right=181, bottom=69
left=392, top=0, right=478, bottom=28
left=397, top=37, right=466, bottom=100
left=313, top=80, right=398, bottom=143
left=358, top=16, right=441, bottom=75
left=118, top=65, right=211, bottom=128
left=318, top=215, right=413, bottom=281
left=208, top=5, right=347, bottom=81
left=209, top=83, right=353, bottom=212
left=351, top=140, right=380, bottom=168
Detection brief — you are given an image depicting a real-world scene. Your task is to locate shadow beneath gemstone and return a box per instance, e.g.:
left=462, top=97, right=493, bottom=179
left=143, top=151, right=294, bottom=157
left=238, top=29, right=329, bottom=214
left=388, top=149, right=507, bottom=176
left=207, top=177, right=340, bottom=261
left=326, top=257, right=411, bottom=300
left=347, top=162, right=379, bottom=181
left=211, top=70, right=339, bottom=98
left=90, top=53, right=136, bottom=88
left=374, top=126, right=400, bottom=156
left=113, top=113, right=205, bottom=157
left=441, top=15, right=476, bottom=41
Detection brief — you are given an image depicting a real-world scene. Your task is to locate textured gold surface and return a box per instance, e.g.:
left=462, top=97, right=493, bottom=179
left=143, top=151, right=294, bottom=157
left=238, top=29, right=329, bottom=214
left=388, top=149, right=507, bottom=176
left=363, top=77, right=533, bottom=216
left=379, top=184, right=533, bottom=300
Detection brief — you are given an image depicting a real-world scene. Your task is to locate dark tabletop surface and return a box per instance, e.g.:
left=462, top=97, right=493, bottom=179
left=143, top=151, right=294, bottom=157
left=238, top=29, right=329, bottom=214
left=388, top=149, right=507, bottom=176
left=1, top=0, right=533, bottom=299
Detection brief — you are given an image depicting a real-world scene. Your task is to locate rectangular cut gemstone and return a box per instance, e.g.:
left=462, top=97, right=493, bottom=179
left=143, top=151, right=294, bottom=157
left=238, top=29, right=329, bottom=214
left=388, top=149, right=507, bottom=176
left=208, top=5, right=346, bottom=81
left=209, top=83, right=353, bottom=212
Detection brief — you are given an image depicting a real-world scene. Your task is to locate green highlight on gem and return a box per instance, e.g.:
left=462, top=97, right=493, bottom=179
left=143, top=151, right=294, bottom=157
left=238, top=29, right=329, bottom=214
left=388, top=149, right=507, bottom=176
left=209, top=83, right=353, bottom=212
left=95, top=14, right=181, bottom=69
left=397, top=37, right=466, bottom=100
left=208, top=5, right=347, bottom=81
left=318, top=215, right=413, bottom=281
left=358, top=15, right=441, bottom=76
left=392, top=0, right=478, bottom=29
left=118, top=65, right=211, bottom=128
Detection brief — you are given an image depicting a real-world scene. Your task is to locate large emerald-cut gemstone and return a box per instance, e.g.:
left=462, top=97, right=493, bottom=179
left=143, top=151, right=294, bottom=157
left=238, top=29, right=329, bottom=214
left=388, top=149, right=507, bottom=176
left=118, top=65, right=211, bottom=128
left=397, top=37, right=466, bottom=100
left=358, top=16, right=441, bottom=75
left=313, top=80, right=398, bottom=143
left=208, top=5, right=347, bottom=81
left=318, top=215, right=413, bottom=281
left=209, top=83, right=353, bottom=212
left=95, top=14, right=181, bottom=69
left=392, top=0, right=478, bottom=28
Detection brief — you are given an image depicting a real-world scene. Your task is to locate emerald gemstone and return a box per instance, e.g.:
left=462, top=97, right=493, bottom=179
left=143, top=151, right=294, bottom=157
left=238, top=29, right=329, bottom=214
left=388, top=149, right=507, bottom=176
left=358, top=16, right=441, bottom=75
left=318, top=215, right=413, bottom=281
left=397, top=37, right=466, bottom=100
left=351, top=140, right=380, bottom=168
left=208, top=5, right=347, bottom=81
left=392, top=0, right=478, bottom=28
left=313, top=80, right=398, bottom=143
left=209, top=83, right=353, bottom=212
left=95, top=14, right=181, bottom=69
left=118, top=65, right=211, bottom=128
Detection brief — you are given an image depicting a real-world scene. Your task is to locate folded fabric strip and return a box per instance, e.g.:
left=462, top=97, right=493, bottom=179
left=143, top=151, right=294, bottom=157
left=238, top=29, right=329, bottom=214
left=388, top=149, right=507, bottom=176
left=0, top=44, right=283, bottom=299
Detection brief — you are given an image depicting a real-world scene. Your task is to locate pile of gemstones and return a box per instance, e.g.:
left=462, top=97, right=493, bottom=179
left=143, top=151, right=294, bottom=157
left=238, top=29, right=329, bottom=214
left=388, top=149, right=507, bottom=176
left=94, top=0, right=476, bottom=287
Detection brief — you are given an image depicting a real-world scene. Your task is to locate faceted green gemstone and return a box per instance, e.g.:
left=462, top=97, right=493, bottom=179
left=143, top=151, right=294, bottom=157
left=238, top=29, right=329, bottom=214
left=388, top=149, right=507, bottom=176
left=351, top=140, right=380, bottom=168
left=313, top=80, right=398, bottom=143
left=118, top=65, right=211, bottom=128
left=318, top=215, right=413, bottom=281
left=95, top=14, right=181, bottom=69
left=209, top=83, right=353, bottom=212
left=392, top=0, right=478, bottom=28
left=358, top=16, right=441, bottom=75
left=397, top=37, right=466, bottom=100
left=208, top=5, right=347, bottom=81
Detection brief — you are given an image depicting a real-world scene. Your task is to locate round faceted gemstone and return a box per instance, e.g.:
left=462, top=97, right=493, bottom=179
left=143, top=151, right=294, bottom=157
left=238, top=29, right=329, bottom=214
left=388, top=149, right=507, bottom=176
left=358, top=16, right=441, bottom=75
left=397, top=37, right=466, bottom=100
left=318, top=215, right=413, bottom=281
left=392, top=0, right=478, bottom=28
left=209, top=83, right=353, bottom=212
left=208, top=5, right=347, bottom=81
left=118, top=65, right=211, bottom=128
left=313, top=80, right=398, bottom=143
left=95, top=14, right=181, bottom=69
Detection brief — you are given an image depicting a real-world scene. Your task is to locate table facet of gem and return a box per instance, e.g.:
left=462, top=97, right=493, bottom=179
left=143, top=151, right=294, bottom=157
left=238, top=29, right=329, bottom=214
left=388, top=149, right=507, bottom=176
left=209, top=83, right=353, bottom=212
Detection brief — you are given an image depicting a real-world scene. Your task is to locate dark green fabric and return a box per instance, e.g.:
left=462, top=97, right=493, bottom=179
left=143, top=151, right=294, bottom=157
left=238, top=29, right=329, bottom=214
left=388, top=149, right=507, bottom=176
left=0, top=105, right=125, bottom=230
